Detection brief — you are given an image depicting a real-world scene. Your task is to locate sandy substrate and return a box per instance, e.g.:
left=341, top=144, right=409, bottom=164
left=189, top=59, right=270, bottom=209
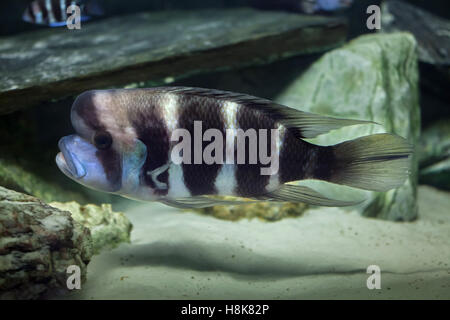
left=57, top=186, right=450, bottom=299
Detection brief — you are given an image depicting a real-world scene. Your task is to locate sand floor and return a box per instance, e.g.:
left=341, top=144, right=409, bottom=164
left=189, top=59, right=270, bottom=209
left=57, top=185, right=450, bottom=300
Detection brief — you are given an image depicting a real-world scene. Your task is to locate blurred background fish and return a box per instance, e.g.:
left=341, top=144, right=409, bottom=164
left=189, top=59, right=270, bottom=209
left=22, top=0, right=103, bottom=27
left=249, top=0, right=353, bottom=14
left=303, top=0, right=353, bottom=13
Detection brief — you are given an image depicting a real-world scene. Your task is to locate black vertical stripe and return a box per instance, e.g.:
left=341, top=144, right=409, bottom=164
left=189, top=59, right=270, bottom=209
left=52, top=0, right=62, bottom=21
left=95, top=148, right=122, bottom=191
left=279, top=131, right=309, bottom=183
left=177, top=95, right=225, bottom=196
left=278, top=132, right=332, bottom=184
left=74, top=91, right=103, bottom=130
left=235, top=107, right=276, bottom=197
left=312, top=146, right=336, bottom=181
left=38, top=0, right=49, bottom=23
left=128, top=101, right=170, bottom=196
left=72, top=91, right=122, bottom=190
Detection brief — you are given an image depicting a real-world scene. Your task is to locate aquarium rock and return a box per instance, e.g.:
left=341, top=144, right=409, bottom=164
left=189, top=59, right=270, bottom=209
left=197, top=199, right=308, bottom=222
left=381, top=0, right=450, bottom=66
left=381, top=0, right=450, bottom=120
left=0, top=8, right=347, bottom=115
left=49, top=202, right=133, bottom=254
left=276, top=32, right=420, bottom=221
left=0, top=186, right=92, bottom=300
left=418, top=120, right=450, bottom=190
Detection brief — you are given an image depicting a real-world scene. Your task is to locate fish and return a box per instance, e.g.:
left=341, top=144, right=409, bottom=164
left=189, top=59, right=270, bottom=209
left=250, top=0, right=353, bottom=14
left=305, top=0, right=353, bottom=13
left=56, top=87, right=412, bottom=209
left=22, top=0, right=103, bottom=27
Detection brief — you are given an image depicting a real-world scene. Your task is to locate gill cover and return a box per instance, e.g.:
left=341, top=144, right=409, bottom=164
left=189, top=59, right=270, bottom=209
left=120, top=139, right=147, bottom=194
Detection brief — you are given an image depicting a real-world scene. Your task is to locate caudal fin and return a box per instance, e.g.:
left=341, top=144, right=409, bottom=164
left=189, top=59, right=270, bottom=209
left=329, top=134, right=413, bottom=192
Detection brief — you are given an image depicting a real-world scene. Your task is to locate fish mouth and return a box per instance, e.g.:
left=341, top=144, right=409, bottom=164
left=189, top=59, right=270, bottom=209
left=57, top=136, right=87, bottom=179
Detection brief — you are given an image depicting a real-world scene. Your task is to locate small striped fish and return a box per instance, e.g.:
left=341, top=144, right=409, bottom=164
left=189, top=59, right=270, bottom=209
left=303, top=0, right=353, bottom=13
left=22, top=0, right=102, bottom=27
left=56, top=87, right=412, bottom=209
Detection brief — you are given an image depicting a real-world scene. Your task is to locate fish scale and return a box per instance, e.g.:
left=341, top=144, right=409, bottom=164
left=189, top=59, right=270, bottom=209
left=235, top=103, right=278, bottom=197
left=177, top=94, right=226, bottom=196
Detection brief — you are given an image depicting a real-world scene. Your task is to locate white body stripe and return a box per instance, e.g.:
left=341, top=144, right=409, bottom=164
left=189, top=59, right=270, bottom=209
left=45, top=0, right=56, bottom=23
left=215, top=101, right=240, bottom=195
left=215, top=164, right=237, bottom=196
left=160, top=93, right=191, bottom=198
left=91, top=91, right=138, bottom=146
left=161, top=93, right=179, bottom=133
left=167, top=164, right=190, bottom=198
left=266, top=124, right=285, bottom=192
left=32, top=2, right=43, bottom=24
left=61, top=0, right=67, bottom=20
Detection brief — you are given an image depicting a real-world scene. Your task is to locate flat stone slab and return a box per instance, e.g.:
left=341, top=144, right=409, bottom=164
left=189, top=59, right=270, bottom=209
left=0, top=9, right=347, bottom=114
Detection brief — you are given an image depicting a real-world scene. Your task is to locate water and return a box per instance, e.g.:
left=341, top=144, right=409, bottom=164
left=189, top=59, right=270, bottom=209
left=0, top=0, right=449, bottom=300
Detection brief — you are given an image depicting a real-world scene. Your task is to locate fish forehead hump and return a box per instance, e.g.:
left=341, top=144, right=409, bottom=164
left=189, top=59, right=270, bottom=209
left=71, top=90, right=138, bottom=145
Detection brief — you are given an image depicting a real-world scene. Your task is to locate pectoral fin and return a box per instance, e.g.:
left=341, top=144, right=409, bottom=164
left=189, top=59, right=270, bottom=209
left=147, top=163, right=170, bottom=190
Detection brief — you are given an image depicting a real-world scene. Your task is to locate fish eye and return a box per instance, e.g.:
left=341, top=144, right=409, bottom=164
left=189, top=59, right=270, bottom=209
left=93, top=131, right=113, bottom=150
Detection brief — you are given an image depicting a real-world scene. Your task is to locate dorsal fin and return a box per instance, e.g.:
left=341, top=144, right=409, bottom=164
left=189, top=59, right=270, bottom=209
left=152, top=87, right=376, bottom=139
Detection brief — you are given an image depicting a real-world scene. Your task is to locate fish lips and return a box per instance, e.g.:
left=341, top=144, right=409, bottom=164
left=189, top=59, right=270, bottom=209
left=57, top=136, right=87, bottom=179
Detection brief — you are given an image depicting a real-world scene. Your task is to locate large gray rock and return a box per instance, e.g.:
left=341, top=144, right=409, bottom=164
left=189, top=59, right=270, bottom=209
left=0, top=186, right=93, bottom=299
left=275, top=32, right=420, bottom=221
left=0, top=8, right=347, bottom=115
left=0, top=186, right=133, bottom=299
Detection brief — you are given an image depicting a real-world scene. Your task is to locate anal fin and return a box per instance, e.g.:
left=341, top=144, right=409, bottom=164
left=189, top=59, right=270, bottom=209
left=258, top=184, right=364, bottom=207
left=160, top=184, right=364, bottom=209
left=160, top=196, right=258, bottom=209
